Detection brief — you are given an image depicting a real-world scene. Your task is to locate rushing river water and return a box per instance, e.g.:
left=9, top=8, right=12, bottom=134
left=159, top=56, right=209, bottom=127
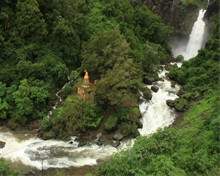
left=0, top=68, right=179, bottom=174
left=0, top=7, right=208, bottom=175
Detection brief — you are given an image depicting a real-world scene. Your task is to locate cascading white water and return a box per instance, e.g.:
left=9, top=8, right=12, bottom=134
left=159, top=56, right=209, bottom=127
left=171, top=9, right=207, bottom=60
left=139, top=69, right=179, bottom=135
left=183, top=9, right=206, bottom=60
left=0, top=127, right=116, bottom=172
left=0, top=68, right=179, bottom=173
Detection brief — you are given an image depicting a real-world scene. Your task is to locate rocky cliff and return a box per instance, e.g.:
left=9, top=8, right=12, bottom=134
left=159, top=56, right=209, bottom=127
left=131, top=0, right=199, bottom=36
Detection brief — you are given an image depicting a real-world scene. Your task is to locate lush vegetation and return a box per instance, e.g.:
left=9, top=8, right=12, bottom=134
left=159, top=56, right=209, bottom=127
left=94, top=0, right=220, bottom=175
left=0, top=158, right=21, bottom=176
left=95, top=96, right=219, bottom=175
left=0, top=0, right=219, bottom=175
left=0, top=0, right=172, bottom=137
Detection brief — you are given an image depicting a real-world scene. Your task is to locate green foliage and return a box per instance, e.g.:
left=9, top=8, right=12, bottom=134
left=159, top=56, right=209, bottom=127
left=0, top=158, right=21, bottom=176
left=15, top=0, right=47, bottom=42
left=43, top=95, right=103, bottom=138
left=175, top=55, right=184, bottom=62
left=115, top=105, right=140, bottom=121
left=69, top=70, right=80, bottom=80
left=118, top=122, right=137, bottom=137
left=104, top=114, right=118, bottom=131
left=168, top=38, right=220, bottom=91
left=0, top=0, right=173, bottom=125
left=180, top=0, right=204, bottom=7
left=181, top=92, right=191, bottom=100
left=96, top=94, right=220, bottom=175
left=82, top=27, right=131, bottom=74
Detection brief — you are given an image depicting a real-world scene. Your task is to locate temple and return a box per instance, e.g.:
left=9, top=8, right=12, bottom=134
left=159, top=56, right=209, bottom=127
left=77, top=70, right=96, bottom=100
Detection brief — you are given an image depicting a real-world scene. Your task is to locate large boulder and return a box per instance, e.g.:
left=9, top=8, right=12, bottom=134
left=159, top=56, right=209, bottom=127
left=151, top=85, right=159, bottom=93
left=143, top=76, right=155, bottom=85
left=177, top=87, right=185, bottom=97
left=112, top=141, right=120, bottom=148
left=171, top=81, right=176, bottom=88
left=139, top=86, right=152, bottom=100
left=173, top=98, right=188, bottom=112
left=113, top=132, right=123, bottom=141
left=42, top=130, right=56, bottom=140
left=166, top=100, right=174, bottom=108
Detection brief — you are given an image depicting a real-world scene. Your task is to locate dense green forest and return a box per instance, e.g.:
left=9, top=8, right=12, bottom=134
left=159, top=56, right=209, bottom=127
left=0, top=0, right=172, bottom=137
left=0, top=0, right=219, bottom=175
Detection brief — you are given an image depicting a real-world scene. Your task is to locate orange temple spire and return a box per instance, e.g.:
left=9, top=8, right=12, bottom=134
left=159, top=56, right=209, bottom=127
left=84, top=70, right=89, bottom=83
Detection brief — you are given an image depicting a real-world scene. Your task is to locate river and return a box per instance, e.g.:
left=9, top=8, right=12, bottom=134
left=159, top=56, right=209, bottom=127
left=0, top=6, right=208, bottom=175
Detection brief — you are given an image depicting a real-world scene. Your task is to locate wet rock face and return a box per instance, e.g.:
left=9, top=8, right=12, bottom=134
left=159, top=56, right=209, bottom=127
left=134, top=0, right=199, bottom=35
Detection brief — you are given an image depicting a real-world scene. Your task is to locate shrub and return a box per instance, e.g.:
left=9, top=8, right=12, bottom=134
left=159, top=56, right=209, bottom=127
left=175, top=55, right=184, bottom=62
left=104, top=114, right=118, bottom=131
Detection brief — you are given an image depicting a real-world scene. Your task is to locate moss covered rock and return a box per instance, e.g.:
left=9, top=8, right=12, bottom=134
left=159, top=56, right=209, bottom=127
left=139, top=86, right=152, bottom=100
left=181, top=92, right=191, bottom=100
left=166, top=99, right=175, bottom=108
left=173, top=98, right=188, bottom=112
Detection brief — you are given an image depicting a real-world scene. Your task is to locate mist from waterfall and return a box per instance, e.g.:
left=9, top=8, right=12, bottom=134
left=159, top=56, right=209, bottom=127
left=170, top=9, right=207, bottom=60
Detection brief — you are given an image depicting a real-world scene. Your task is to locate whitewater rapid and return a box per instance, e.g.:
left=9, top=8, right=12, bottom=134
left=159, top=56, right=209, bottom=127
left=139, top=69, right=179, bottom=136
left=0, top=127, right=117, bottom=173
left=0, top=68, right=179, bottom=172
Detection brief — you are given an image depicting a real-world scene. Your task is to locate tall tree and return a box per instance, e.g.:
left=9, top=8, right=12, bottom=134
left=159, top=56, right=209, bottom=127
left=13, top=79, right=34, bottom=123
left=15, top=0, right=47, bottom=42
left=82, top=26, right=131, bottom=74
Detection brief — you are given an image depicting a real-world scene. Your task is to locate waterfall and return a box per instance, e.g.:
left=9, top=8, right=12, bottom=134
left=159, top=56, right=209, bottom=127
left=183, top=9, right=206, bottom=60
left=170, top=9, right=207, bottom=60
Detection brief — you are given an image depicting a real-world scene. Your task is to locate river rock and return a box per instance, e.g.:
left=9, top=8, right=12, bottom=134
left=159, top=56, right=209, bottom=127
left=78, top=141, right=87, bottom=147
left=139, top=86, right=152, bottom=100
left=166, top=100, right=174, bottom=108
left=42, top=130, right=56, bottom=140
left=173, top=98, right=188, bottom=112
left=177, top=87, right=185, bottom=97
left=158, top=78, right=164, bottom=82
left=143, top=76, right=156, bottom=85
left=96, top=141, right=103, bottom=146
left=96, top=132, right=102, bottom=140
left=113, top=132, right=123, bottom=141
left=136, top=119, right=143, bottom=128
left=0, top=141, right=5, bottom=148
left=151, top=85, right=159, bottom=93
left=112, top=141, right=120, bottom=148
left=171, top=81, right=176, bottom=88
